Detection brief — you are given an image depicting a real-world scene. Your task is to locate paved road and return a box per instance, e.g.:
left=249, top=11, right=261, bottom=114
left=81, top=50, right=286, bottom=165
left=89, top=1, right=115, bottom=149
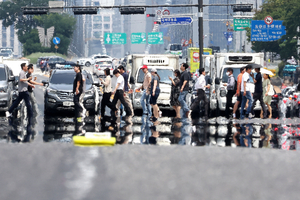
left=0, top=144, right=298, bottom=200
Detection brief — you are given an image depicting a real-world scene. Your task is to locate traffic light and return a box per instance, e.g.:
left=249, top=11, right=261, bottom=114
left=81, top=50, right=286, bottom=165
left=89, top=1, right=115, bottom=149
left=242, top=45, right=245, bottom=52
left=147, top=14, right=155, bottom=17
left=154, top=20, right=161, bottom=25
left=232, top=5, right=253, bottom=12
left=22, top=8, right=48, bottom=15
left=119, top=7, right=145, bottom=15
left=73, top=8, right=98, bottom=15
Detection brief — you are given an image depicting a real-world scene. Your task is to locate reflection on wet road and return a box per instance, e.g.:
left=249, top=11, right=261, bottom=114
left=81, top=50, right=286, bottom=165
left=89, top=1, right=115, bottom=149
left=2, top=105, right=300, bottom=151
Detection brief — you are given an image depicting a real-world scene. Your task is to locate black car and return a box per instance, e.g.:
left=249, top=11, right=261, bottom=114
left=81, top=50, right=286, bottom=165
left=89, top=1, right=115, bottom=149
left=47, top=56, right=76, bottom=69
left=43, top=68, right=100, bottom=115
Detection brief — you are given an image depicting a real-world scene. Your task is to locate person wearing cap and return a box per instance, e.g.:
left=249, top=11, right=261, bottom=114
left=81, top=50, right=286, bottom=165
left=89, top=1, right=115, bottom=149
left=138, top=65, right=152, bottom=116
left=250, top=67, right=267, bottom=119
left=178, top=63, right=190, bottom=118
left=149, top=68, right=161, bottom=123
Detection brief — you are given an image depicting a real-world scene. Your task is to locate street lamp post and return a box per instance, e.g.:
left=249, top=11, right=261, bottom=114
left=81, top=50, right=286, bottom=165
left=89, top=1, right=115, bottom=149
left=198, top=0, right=203, bottom=70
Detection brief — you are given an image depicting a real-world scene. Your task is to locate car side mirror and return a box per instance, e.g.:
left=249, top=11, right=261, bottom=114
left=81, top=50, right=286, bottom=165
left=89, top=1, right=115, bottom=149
left=9, top=76, right=15, bottom=82
left=215, top=78, right=220, bottom=85
left=129, top=76, right=135, bottom=84
left=42, top=80, right=49, bottom=86
left=93, top=81, right=100, bottom=87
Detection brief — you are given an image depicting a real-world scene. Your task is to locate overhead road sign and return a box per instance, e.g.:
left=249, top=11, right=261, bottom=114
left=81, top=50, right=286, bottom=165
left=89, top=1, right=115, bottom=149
left=131, top=33, right=146, bottom=44
left=251, top=20, right=286, bottom=42
left=233, top=18, right=251, bottom=31
left=148, top=32, right=164, bottom=44
left=161, top=17, right=193, bottom=25
left=104, top=33, right=127, bottom=44
left=73, top=7, right=97, bottom=15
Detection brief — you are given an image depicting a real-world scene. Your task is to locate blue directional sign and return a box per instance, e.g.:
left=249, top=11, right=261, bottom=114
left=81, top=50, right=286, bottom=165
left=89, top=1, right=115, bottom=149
left=251, top=20, right=286, bottom=42
left=161, top=17, right=193, bottom=25
left=53, top=37, right=61, bottom=45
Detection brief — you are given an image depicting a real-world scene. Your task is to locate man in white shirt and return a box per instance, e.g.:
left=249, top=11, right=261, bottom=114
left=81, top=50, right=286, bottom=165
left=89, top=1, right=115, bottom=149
left=191, top=68, right=210, bottom=118
left=111, top=69, right=132, bottom=122
left=240, top=65, right=253, bottom=119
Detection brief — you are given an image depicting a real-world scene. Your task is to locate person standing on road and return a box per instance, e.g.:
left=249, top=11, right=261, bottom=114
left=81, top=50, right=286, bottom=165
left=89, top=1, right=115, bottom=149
left=224, top=68, right=235, bottom=119
left=73, top=65, right=84, bottom=121
left=250, top=68, right=267, bottom=119
left=6, top=63, right=35, bottom=120
left=232, top=67, right=245, bottom=119
left=43, top=58, right=49, bottom=74
left=117, top=65, right=134, bottom=117
left=111, top=69, right=132, bottom=122
left=137, top=65, right=152, bottom=116
left=99, top=68, right=112, bottom=118
left=178, top=63, right=190, bottom=118
left=169, top=69, right=181, bottom=119
left=26, top=64, right=44, bottom=116
left=240, top=65, right=253, bottom=119
left=263, top=74, right=272, bottom=118
left=191, top=68, right=210, bottom=119
left=149, top=68, right=161, bottom=123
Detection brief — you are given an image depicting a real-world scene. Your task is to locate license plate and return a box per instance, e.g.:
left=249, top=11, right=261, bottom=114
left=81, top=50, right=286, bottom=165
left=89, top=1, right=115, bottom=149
left=63, top=101, right=74, bottom=107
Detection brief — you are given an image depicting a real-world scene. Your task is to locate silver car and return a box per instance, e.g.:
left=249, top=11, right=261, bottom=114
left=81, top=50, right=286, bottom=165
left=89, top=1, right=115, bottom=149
left=93, top=60, right=113, bottom=78
left=0, top=64, right=15, bottom=111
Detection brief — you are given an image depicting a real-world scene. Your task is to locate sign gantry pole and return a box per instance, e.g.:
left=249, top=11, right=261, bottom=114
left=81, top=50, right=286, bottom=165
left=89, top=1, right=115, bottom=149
left=198, top=0, right=203, bottom=70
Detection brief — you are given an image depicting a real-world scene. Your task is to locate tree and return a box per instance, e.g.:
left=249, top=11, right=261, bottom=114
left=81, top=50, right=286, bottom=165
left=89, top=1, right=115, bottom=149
left=247, top=0, right=300, bottom=61
left=0, top=0, right=76, bottom=55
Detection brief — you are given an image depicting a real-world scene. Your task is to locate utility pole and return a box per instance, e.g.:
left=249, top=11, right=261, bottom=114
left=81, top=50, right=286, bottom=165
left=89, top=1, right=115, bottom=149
left=198, top=0, right=203, bottom=69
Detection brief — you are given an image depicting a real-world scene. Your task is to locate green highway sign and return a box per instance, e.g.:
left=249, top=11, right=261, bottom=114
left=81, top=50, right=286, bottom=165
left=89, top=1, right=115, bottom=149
left=234, top=19, right=252, bottom=31
left=104, top=33, right=127, bottom=44
left=148, top=32, right=164, bottom=44
left=131, top=33, right=146, bottom=44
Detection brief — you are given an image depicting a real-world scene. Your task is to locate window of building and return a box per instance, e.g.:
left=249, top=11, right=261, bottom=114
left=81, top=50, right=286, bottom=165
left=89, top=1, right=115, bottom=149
left=94, top=2, right=100, bottom=6
left=103, top=16, right=110, bottom=22
left=93, top=31, right=101, bottom=38
left=93, top=16, right=102, bottom=22
left=104, top=24, right=110, bottom=29
left=93, top=24, right=102, bottom=29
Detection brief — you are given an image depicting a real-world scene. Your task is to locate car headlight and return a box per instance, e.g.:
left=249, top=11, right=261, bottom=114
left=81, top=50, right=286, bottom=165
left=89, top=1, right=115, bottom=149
left=220, top=87, right=226, bottom=97
left=135, top=91, right=143, bottom=99
left=85, top=89, right=94, bottom=96
left=86, top=99, right=94, bottom=104
left=0, top=86, right=8, bottom=93
left=47, top=88, right=57, bottom=94
left=48, top=98, right=56, bottom=103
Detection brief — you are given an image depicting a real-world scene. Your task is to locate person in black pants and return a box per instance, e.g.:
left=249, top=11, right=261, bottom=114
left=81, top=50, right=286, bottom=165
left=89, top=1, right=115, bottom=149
left=250, top=67, right=267, bottom=118
left=111, top=69, right=132, bottom=123
left=224, top=68, right=236, bottom=119
left=73, top=65, right=84, bottom=120
left=6, top=63, right=35, bottom=122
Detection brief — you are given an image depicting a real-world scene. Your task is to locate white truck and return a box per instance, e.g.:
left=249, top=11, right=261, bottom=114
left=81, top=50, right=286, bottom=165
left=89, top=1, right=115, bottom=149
left=0, top=57, right=30, bottom=76
left=129, top=54, right=180, bottom=110
left=210, top=53, right=264, bottom=112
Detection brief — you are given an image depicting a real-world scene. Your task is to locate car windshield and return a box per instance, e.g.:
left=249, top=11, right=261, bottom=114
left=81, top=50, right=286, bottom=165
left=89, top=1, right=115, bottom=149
left=0, top=68, right=5, bottom=80
left=222, top=68, right=253, bottom=83
left=96, top=61, right=112, bottom=65
left=170, top=45, right=182, bottom=51
left=137, top=69, right=174, bottom=84
left=0, top=53, right=9, bottom=57
left=95, top=56, right=110, bottom=59
left=50, top=71, right=92, bottom=85
left=0, top=50, right=12, bottom=54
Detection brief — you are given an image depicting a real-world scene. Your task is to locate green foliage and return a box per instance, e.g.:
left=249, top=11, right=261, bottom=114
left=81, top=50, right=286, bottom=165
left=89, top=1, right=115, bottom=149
left=247, top=0, right=300, bottom=60
left=0, top=1, right=76, bottom=56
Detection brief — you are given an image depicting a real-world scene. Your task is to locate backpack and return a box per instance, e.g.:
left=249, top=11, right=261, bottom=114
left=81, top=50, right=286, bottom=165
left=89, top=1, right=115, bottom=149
left=234, top=79, right=237, bottom=92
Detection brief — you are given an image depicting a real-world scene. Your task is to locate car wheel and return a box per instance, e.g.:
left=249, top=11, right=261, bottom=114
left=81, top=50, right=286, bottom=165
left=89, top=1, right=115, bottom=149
left=85, top=62, right=91, bottom=67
